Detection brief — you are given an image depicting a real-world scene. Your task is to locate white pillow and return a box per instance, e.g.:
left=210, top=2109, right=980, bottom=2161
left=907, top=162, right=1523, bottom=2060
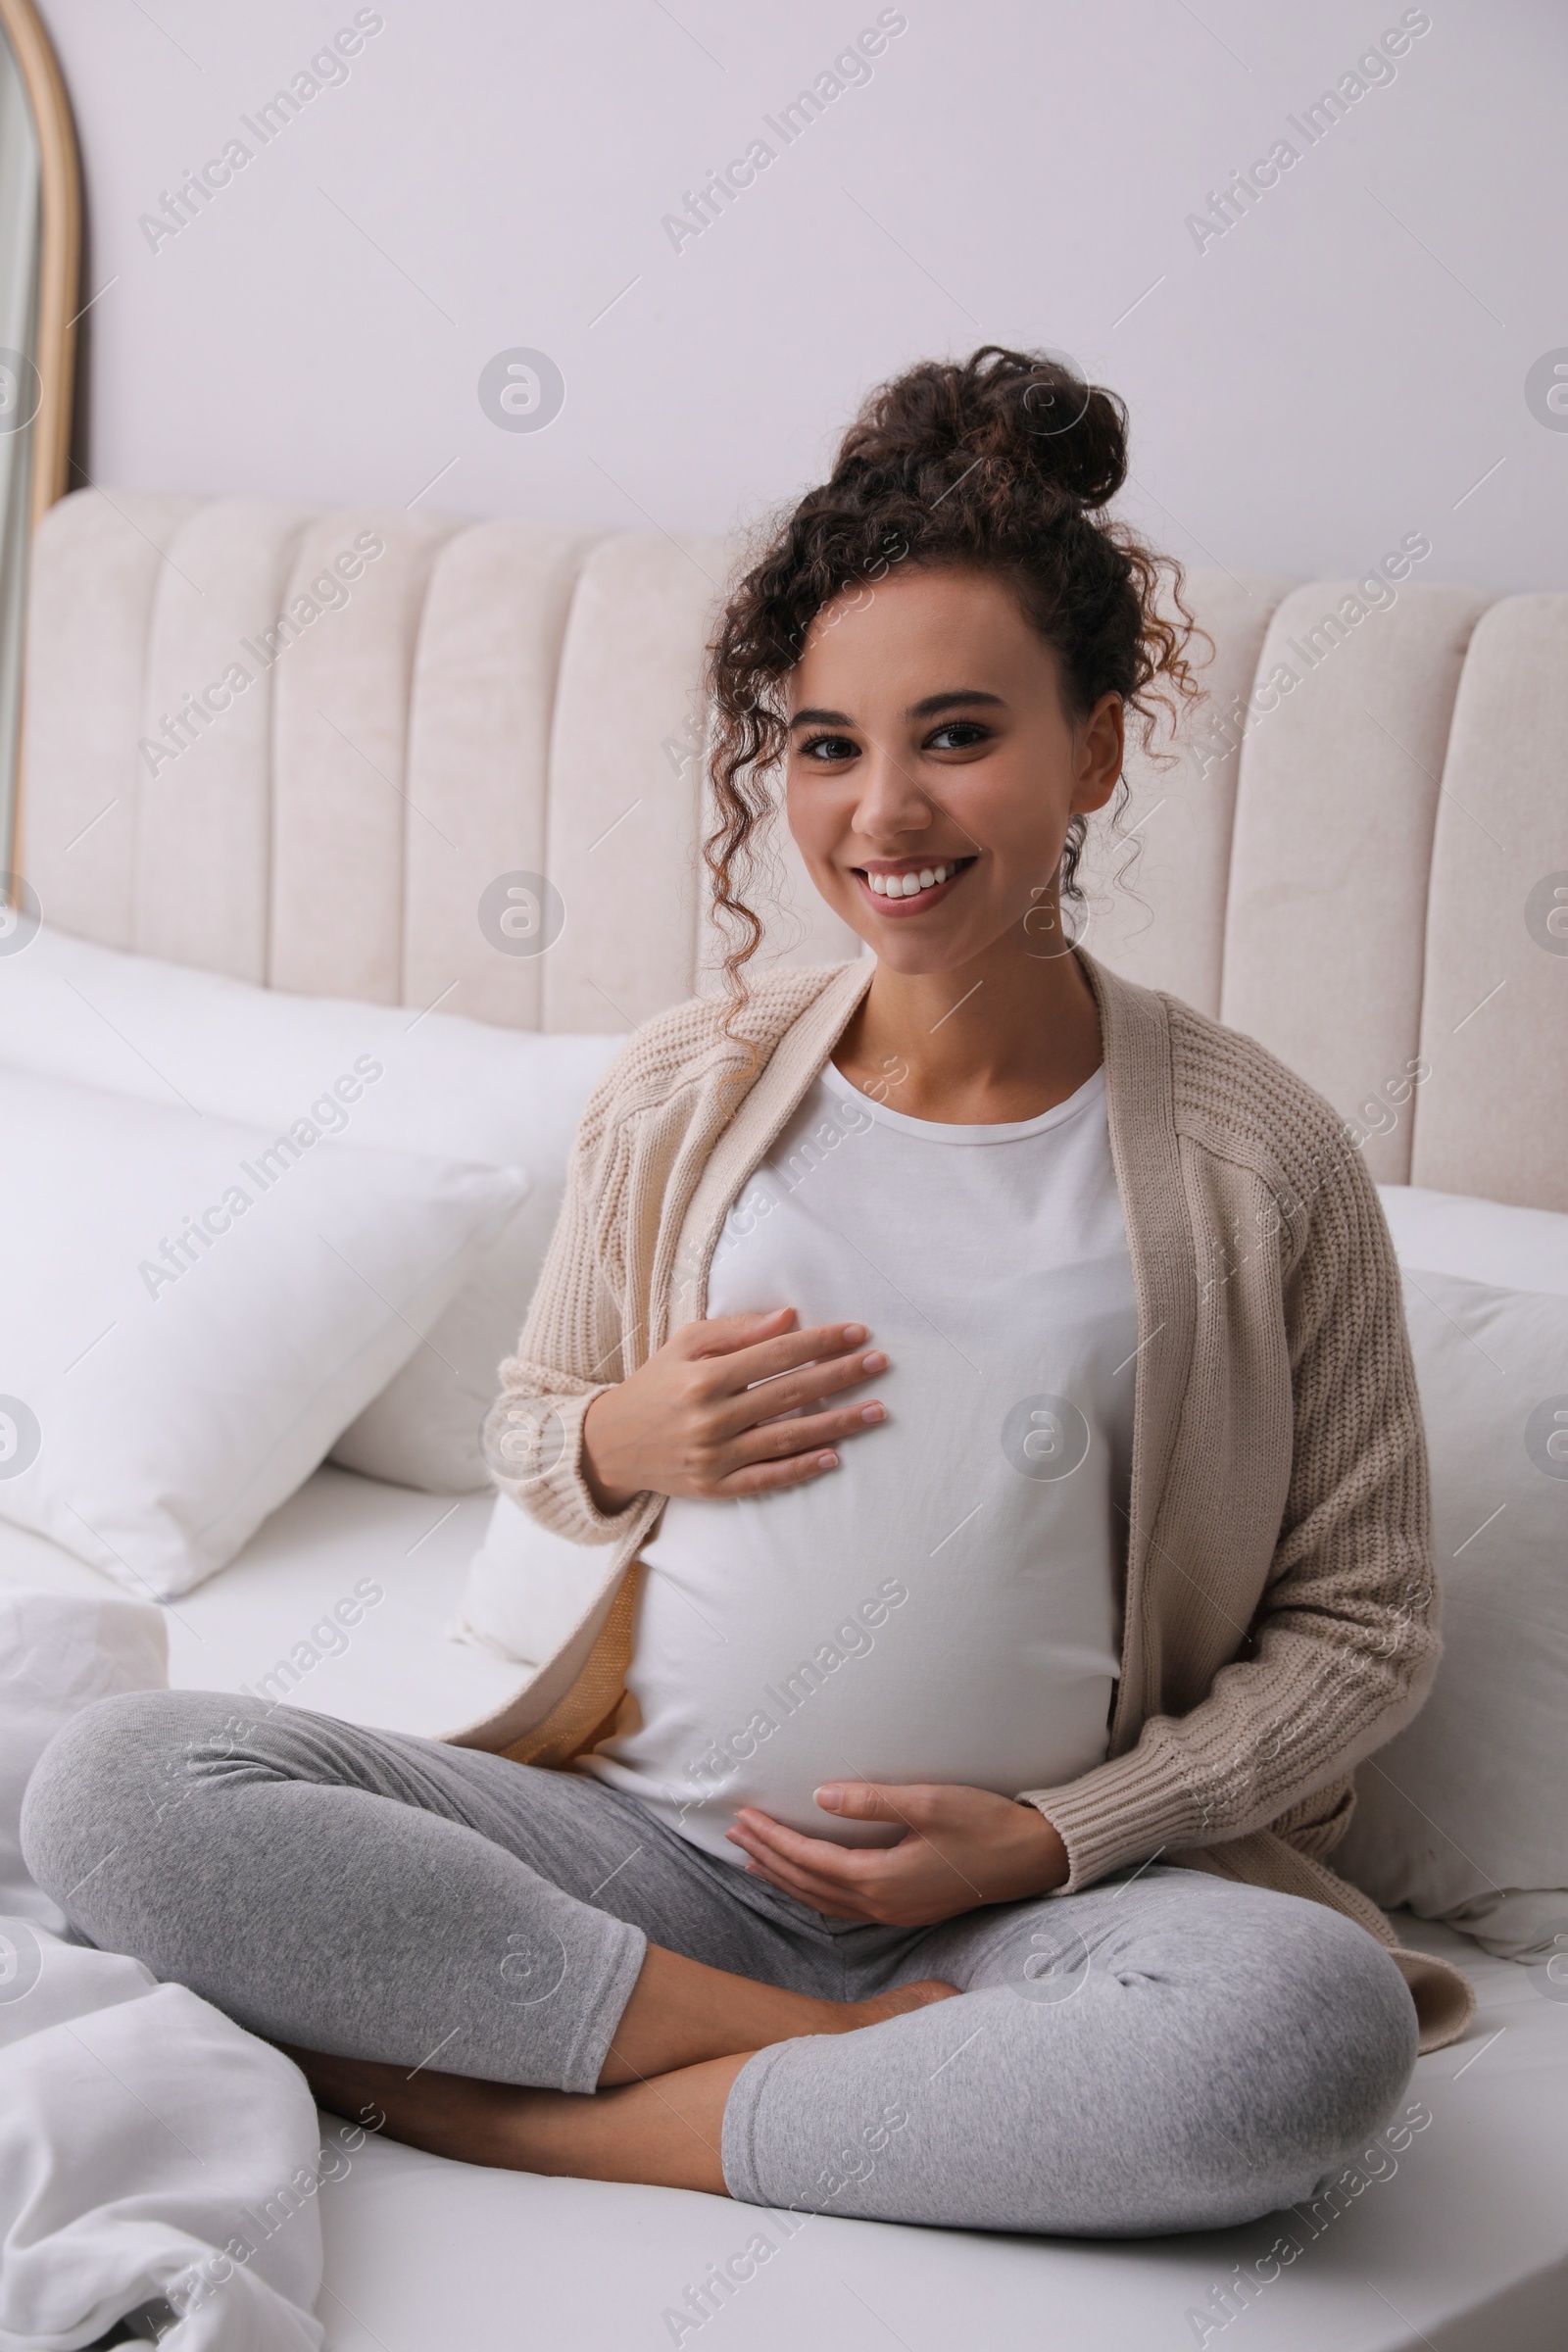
left=450, top=1491, right=615, bottom=1669
left=0, top=925, right=623, bottom=1492
left=0, top=1067, right=524, bottom=1597
left=1378, top=1182, right=1568, bottom=1298
left=1335, top=1265, right=1568, bottom=1959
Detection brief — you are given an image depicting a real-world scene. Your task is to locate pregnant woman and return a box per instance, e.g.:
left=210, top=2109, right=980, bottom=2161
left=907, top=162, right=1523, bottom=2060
left=24, top=346, right=1471, bottom=2237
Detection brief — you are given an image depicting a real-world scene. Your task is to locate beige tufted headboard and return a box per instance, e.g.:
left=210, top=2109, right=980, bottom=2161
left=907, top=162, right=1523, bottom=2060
left=18, top=488, right=1568, bottom=1210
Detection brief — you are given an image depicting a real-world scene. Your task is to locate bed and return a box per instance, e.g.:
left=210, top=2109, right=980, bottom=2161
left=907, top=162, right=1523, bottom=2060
left=3, top=488, right=1565, bottom=2351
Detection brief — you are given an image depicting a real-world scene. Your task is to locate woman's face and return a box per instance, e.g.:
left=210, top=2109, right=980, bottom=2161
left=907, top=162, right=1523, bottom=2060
left=784, top=564, right=1124, bottom=975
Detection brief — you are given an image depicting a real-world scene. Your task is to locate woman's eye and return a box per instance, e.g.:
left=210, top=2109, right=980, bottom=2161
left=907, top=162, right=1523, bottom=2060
left=798, top=732, right=858, bottom=762
left=927, top=720, right=990, bottom=752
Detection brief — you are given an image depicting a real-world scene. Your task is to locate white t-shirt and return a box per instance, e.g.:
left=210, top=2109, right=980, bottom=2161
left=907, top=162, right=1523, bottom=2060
left=581, top=1061, right=1140, bottom=1863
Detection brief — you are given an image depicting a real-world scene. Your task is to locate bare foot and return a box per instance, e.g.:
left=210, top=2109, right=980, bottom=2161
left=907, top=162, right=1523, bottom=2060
left=282, top=1984, right=961, bottom=2194
left=286, top=1976, right=961, bottom=2146
left=597, top=1941, right=957, bottom=2084
left=282, top=2040, right=746, bottom=2194
left=281, top=2042, right=516, bottom=2165
left=277, top=1978, right=963, bottom=2192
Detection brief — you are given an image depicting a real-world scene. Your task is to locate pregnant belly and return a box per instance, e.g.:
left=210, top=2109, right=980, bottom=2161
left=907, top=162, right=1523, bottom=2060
left=581, top=1533, right=1120, bottom=1863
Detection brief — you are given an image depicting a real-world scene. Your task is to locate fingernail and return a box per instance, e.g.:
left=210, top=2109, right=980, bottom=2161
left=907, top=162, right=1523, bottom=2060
left=814, top=1785, right=844, bottom=1812
left=817, top=1451, right=840, bottom=1470
left=843, top=1323, right=867, bottom=1344
left=862, top=1350, right=887, bottom=1373
left=859, top=1403, right=885, bottom=1424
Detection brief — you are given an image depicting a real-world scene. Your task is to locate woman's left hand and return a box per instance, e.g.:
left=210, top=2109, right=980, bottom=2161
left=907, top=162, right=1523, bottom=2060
left=724, top=1782, right=1070, bottom=1927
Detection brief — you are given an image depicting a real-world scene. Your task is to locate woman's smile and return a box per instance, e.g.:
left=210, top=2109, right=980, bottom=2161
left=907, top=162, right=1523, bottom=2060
left=851, top=854, right=978, bottom=913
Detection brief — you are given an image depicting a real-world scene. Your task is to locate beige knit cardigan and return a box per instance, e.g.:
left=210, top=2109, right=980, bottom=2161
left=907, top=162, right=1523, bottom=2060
left=455, top=951, right=1474, bottom=2052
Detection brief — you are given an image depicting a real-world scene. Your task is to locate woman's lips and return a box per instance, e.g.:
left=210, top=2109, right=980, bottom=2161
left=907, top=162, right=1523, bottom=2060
left=852, top=858, right=975, bottom=916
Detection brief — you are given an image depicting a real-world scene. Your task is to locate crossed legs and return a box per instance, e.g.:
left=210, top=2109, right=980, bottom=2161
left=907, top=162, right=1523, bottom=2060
left=22, top=1690, right=1421, bottom=2234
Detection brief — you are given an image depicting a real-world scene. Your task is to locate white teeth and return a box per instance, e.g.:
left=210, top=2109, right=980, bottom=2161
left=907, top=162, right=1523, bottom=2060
left=866, top=860, right=956, bottom=898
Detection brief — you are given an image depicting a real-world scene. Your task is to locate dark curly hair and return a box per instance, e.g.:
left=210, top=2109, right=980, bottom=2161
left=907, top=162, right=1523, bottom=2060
left=703, top=345, right=1202, bottom=1007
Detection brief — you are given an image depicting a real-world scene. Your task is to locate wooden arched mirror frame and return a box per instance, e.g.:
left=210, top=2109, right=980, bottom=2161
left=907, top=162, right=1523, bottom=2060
left=0, top=0, right=80, bottom=881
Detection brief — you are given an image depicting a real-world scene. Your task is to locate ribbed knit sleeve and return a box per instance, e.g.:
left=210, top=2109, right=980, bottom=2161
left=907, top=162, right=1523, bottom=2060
left=481, top=1066, right=653, bottom=1548
left=479, top=965, right=861, bottom=1550
left=1020, top=1104, right=1440, bottom=1893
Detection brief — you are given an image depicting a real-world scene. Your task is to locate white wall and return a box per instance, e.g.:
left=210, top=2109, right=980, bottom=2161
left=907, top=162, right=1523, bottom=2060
left=34, top=0, right=1568, bottom=592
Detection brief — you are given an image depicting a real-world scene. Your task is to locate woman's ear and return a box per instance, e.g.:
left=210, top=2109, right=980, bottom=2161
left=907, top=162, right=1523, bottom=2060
left=1071, top=693, right=1125, bottom=815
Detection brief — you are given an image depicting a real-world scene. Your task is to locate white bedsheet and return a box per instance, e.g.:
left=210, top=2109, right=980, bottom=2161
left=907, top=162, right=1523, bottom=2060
left=320, top=1977, right=1568, bottom=2352
left=0, top=1589, right=330, bottom=2352
left=0, top=1940, right=329, bottom=2352
left=0, top=1465, right=526, bottom=1740
left=315, top=1914, right=1568, bottom=2352
left=3, top=1477, right=1565, bottom=2352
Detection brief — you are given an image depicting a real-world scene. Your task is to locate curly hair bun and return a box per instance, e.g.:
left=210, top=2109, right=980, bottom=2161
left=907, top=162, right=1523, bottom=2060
left=704, top=342, right=1199, bottom=1012
left=836, top=344, right=1129, bottom=512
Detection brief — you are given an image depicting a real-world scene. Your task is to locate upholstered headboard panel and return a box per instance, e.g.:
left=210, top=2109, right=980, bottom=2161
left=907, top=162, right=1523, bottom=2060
left=19, top=488, right=1568, bottom=1210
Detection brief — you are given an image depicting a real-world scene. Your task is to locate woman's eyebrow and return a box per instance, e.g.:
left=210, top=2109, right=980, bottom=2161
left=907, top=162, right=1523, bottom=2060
left=787, top=688, right=1005, bottom=732
left=903, top=689, right=1006, bottom=720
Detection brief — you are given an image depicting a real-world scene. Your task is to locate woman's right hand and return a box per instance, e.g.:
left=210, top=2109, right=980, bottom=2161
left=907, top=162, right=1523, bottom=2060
left=580, top=1307, right=888, bottom=1513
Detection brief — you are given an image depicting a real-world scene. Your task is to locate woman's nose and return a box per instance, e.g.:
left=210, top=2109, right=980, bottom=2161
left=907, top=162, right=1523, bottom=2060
left=851, top=743, right=933, bottom=840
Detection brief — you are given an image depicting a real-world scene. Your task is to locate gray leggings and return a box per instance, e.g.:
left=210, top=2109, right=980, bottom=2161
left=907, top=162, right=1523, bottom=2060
left=21, top=1690, right=1418, bottom=2238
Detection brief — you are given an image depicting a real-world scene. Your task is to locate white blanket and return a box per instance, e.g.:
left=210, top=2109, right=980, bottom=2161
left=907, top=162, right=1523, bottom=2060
left=0, top=1589, right=327, bottom=2352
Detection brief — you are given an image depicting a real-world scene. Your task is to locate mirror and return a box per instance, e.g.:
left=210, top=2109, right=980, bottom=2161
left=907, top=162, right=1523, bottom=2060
left=0, top=0, right=78, bottom=888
